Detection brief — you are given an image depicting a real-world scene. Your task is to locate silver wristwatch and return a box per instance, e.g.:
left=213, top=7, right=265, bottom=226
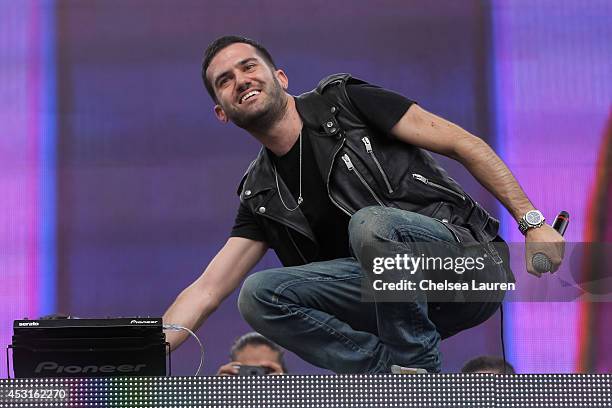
left=518, top=210, right=546, bottom=235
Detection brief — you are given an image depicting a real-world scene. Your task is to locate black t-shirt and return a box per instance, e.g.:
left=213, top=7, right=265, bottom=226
left=230, top=83, right=415, bottom=261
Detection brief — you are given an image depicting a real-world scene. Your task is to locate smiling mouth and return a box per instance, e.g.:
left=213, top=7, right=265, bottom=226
left=239, top=90, right=261, bottom=104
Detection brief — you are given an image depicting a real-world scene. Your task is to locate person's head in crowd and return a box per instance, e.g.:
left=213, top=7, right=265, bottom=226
left=461, top=355, right=515, bottom=374
left=216, top=332, right=287, bottom=375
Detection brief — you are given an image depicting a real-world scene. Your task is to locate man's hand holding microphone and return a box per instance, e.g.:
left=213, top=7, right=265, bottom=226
left=522, top=210, right=569, bottom=277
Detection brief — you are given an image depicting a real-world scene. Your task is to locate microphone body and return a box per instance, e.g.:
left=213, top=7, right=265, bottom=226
left=551, top=211, right=569, bottom=236
left=532, top=211, right=569, bottom=273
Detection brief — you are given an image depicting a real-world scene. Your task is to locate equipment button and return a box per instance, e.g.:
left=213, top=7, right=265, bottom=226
left=258, top=206, right=266, bottom=214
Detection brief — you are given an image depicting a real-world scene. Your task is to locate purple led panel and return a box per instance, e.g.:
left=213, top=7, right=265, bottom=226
left=0, top=0, right=56, bottom=377
left=491, top=0, right=612, bottom=372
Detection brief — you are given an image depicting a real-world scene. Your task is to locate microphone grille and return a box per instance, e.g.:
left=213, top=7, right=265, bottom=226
left=533, top=253, right=552, bottom=273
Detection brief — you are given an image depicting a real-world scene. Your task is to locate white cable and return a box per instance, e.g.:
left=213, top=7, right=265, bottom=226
left=163, top=324, right=204, bottom=376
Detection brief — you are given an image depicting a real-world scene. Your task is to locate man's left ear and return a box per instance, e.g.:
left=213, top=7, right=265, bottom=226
left=275, top=69, right=289, bottom=90
left=214, top=104, right=228, bottom=123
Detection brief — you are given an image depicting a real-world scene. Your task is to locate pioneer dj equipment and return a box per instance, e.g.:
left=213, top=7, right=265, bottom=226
left=9, top=318, right=167, bottom=378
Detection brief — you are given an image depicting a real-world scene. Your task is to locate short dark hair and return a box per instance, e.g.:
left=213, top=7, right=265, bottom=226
left=230, top=332, right=287, bottom=373
left=461, top=355, right=516, bottom=374
left=201, top=35, right=277, bottom=102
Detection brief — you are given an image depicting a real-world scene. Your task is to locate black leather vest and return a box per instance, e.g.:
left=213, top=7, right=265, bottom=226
left=237, top=73, right=500, bottom=267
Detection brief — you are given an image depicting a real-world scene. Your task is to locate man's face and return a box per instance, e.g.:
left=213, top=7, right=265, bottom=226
left=206, top=43, right=288, bottom=130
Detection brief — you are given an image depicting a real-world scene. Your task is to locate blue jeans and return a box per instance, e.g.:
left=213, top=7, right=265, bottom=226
left=238, top=207, right=506, bottom=373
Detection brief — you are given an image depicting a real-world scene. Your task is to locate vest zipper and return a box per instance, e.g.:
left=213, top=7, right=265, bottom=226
left=412, top=173, right=466, bottom=201
left=342, top=154, right=385, bottom=206
left=326, top=139, right=352, bottom=216
left=361, top=136, right=394, bottom=194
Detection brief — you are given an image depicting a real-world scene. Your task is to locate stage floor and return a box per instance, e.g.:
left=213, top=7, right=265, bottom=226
left=1, top=374, right=610, bottom=407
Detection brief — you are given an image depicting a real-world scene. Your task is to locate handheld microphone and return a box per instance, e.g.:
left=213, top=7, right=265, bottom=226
left=532, top=211, right=569, bottom=273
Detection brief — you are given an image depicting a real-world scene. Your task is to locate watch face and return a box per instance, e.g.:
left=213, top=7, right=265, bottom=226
left=526, top=210, right=543, bottom=225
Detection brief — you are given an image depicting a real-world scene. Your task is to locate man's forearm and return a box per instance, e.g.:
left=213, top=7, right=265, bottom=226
left=392, top=105, right=563, bottom=274
left=163, top=284, right=219, bottom=350
left=453, top=135, right=534, bottom=222
left=162, top=237, right=268, bottom=351
left=391, top=105, right=535, bottom=221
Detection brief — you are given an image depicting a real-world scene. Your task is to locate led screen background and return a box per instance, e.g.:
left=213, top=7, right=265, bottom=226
left=1, top=0, right=610, bottom=376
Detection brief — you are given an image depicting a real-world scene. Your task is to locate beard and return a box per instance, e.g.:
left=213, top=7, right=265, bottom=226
left=223, top=76, right=288, bottom=132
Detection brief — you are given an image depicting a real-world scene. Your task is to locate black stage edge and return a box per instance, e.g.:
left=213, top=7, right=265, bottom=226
left=1, top=374, right=611, bottom=407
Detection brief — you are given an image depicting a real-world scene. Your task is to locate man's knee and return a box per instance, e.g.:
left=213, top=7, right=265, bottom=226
left=348, top=206, right=380, bottom=233
left=349, top=207, right=387, bottom=249
left=349, top=207, right=420, bottom=252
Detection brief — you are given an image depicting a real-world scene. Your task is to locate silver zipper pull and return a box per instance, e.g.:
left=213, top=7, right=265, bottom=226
left=412, top=173, right=428, bottom=184
left=342, top=154, right=354, bottom=170
left=361, top=137, right=373, bottom=153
